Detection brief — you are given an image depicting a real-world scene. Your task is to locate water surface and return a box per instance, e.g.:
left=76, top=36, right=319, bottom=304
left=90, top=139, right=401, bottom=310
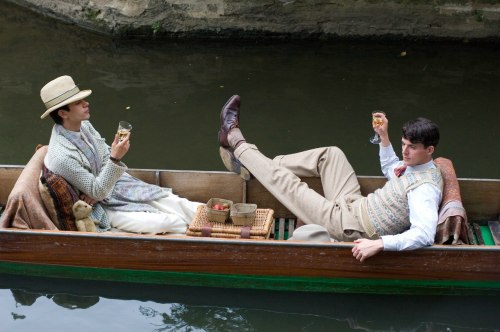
left=2, top=275, right=500, bottom=332
left=0, top=2, right=499, bottom=178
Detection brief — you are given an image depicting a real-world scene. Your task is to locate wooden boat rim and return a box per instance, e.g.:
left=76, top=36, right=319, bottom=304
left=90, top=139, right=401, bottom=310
left=0, top=164, right=498, bottom=182
left=2, top=228, right=499, bottom=252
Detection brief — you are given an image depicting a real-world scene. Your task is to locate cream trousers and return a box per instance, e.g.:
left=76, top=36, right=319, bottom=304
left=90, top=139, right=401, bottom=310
left=235, top=143, right=375, bottom=241
left=105, top=194, right=203, bottom=234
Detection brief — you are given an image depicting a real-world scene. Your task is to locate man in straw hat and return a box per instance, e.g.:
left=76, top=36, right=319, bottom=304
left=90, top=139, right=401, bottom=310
left=217, top=95, right=443, bottom=262
left=40, top=75, right=202, bottom=234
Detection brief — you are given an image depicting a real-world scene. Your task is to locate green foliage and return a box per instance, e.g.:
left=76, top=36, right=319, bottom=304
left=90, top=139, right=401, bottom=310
left=84, top=7, right=101, bottom=21
left=474, top=10, right=485, bottom=22
left=152, top=21, right=162, bottom=35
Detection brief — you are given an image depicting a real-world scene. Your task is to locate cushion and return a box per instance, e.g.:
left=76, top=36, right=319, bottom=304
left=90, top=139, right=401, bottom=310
left=39, top=165, right=80, bottom=231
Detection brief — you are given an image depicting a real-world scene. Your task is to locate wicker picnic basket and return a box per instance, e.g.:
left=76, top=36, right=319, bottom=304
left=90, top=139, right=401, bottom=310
left=187, top=205, right=274, bottom=239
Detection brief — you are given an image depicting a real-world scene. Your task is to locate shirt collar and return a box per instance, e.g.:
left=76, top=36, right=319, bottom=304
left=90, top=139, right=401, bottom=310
left=405, top=159, right=435, bottom=173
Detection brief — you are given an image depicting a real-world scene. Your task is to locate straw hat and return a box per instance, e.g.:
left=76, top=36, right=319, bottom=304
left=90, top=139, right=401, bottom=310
left=288, top=224, right=335, bottom=242
left=40, top=75, right=92, bottom=119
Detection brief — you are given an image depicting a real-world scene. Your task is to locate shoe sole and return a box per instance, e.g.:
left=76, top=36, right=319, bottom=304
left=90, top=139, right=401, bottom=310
left=218, top=95, right=239, bottom=148
left=219, top=147, right=251, bottom=181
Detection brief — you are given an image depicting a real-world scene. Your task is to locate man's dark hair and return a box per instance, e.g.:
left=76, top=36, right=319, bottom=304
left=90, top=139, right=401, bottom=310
left=49, top=105, right=69, bottom=125
left=401, top=117, right=439, bottom=148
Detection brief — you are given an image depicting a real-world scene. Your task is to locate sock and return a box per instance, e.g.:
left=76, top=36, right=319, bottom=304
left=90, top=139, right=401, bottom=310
left=228, top=128, right=246, bottom=149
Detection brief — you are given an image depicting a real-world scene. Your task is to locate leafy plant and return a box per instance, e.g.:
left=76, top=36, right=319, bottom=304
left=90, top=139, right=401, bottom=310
left=152, top=21, right=162, bottom=35
left=474, top=10, right=484, bottom=22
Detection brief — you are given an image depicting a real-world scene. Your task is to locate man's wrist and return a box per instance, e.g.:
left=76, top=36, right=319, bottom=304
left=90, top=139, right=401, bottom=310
left=109, top=156, right=121, bottom=163
left=380, top=136, right=391, bottom=147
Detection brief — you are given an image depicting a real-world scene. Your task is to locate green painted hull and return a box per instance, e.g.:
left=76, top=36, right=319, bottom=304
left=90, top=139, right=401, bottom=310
left=1, top=261, right=499, bottom=296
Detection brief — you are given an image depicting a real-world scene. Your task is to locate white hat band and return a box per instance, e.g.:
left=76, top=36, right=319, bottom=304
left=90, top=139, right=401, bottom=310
left=44, top=86, right=80, bottom=110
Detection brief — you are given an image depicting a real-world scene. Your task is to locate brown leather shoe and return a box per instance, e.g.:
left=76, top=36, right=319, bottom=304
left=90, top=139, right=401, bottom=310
left=218, top=95, right=240, bottom=148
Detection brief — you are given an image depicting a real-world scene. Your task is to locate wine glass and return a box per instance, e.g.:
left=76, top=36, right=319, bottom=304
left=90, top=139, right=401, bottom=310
left=117, top=121, right=132, bottom=142
left=369, top=111, right=385, bottom=144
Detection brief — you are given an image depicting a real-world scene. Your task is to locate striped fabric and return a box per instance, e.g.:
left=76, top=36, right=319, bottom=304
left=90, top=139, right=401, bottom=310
left=40, top=165, right=80, bottom=231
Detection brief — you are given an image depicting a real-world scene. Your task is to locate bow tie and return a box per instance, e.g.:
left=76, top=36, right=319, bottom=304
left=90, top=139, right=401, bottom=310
left=394, top=164, right=407, bottom=177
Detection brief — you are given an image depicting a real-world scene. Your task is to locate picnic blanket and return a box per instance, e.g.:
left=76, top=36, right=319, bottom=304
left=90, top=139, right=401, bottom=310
left=0, top=146, right=57, bottom=230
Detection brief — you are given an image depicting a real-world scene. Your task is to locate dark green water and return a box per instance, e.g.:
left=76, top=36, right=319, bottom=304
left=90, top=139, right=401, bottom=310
left=1, top=2, right=500, bottom=331
left=1, top=2, right=499, bottom=178
left=2, top=275, right=500, bottom=332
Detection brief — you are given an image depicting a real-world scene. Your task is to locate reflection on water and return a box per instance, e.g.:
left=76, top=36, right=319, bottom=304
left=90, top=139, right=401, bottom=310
left=2, top=275, right=500, bottom=332
left=138, top=304, right=253, bottom=331
left=11, top=289, right=99, bottom=310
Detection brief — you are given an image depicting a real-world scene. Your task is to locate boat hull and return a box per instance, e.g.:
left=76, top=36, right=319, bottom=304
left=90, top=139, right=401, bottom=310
left=1, top=164, right=499, bottom=295
left=1, top=229, right=499, bottom=295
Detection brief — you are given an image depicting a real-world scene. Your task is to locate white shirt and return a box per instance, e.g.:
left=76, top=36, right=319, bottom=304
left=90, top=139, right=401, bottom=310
left=379, top=144, right=442, bottom=251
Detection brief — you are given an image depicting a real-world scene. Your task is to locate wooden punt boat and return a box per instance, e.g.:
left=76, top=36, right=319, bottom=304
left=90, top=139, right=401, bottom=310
left=0, top=164, right=499, bottom=295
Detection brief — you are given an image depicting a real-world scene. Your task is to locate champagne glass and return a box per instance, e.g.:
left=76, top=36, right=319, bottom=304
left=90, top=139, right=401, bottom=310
left=369, top=111, right=385, bottom=144
left=117, top=121, right=132, bottom=142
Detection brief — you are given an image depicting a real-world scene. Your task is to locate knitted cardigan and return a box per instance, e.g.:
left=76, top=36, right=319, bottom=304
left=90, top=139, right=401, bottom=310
left=44, top=121, right=171, bottom=230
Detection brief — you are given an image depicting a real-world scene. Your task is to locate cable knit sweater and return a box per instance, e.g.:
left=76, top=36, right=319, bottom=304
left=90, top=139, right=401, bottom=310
left=44, top=121, right=171, bottom=230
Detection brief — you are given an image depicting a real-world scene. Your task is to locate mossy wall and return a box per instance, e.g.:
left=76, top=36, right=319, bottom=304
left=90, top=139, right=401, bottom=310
left=6, top=0, right=500, bottom=39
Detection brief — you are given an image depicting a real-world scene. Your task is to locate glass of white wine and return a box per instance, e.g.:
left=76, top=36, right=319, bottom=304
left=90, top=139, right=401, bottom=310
left=369, top=111, right=385, bottom=144
left=117, top=121, right=132, bottom=142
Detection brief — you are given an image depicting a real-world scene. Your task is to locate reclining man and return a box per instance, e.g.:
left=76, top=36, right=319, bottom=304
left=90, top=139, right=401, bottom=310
left=40, top=75, right=201, bottom=234
left=218, top=95, right=443, bottom=262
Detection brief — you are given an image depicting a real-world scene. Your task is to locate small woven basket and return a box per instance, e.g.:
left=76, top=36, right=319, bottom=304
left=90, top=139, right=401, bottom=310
left=206, top=198, right=232, bottom=223
left=230, top=203, right=257, bottom=226
left=187, top=205, right=274, bottom=239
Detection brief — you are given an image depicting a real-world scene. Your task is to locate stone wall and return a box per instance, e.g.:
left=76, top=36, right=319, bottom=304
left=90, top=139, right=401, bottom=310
left=6, top=0, right=500, bottom=40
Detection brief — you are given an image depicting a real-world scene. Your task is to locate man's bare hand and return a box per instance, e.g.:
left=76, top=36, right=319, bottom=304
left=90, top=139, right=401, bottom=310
left=110, top=133, right=130, bottom=161
left=352, top=239, right=384, bottom=262
left=372, top=112, right=390, bottom=147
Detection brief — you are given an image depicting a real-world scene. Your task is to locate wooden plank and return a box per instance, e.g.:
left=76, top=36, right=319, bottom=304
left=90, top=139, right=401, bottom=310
left=473, top=223, right=485, bottom=245
left=467, top=224, right=478, bottom=245
left=488, top=220, right=500, bottom=245
left=278, top=218, right=285, bottom=240
left=246, top=177, right=325, bottom=219
left=127, top=169, right=160, bottom=185
left=288, top=218, right=296, bottom=237
left=459, top=179, right=500, bottom=221
left=160, top=170, right=244, bottom=204
left=0, top=167, right=23, bottom=205
left=0, top=230, right=499, bottom=282
left=358, top=176, right=387, bottom=196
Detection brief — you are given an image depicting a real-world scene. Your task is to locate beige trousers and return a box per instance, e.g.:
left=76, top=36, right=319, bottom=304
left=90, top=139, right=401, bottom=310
left=105, top=194, right=203, bottom=234
left=235, top=143, right=376, bottom=241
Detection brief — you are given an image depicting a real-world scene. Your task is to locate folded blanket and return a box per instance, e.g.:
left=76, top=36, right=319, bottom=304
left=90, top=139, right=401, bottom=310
left=434, top=158, right=468, bottom=244
left=0, top=146, right=57, bottom=230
